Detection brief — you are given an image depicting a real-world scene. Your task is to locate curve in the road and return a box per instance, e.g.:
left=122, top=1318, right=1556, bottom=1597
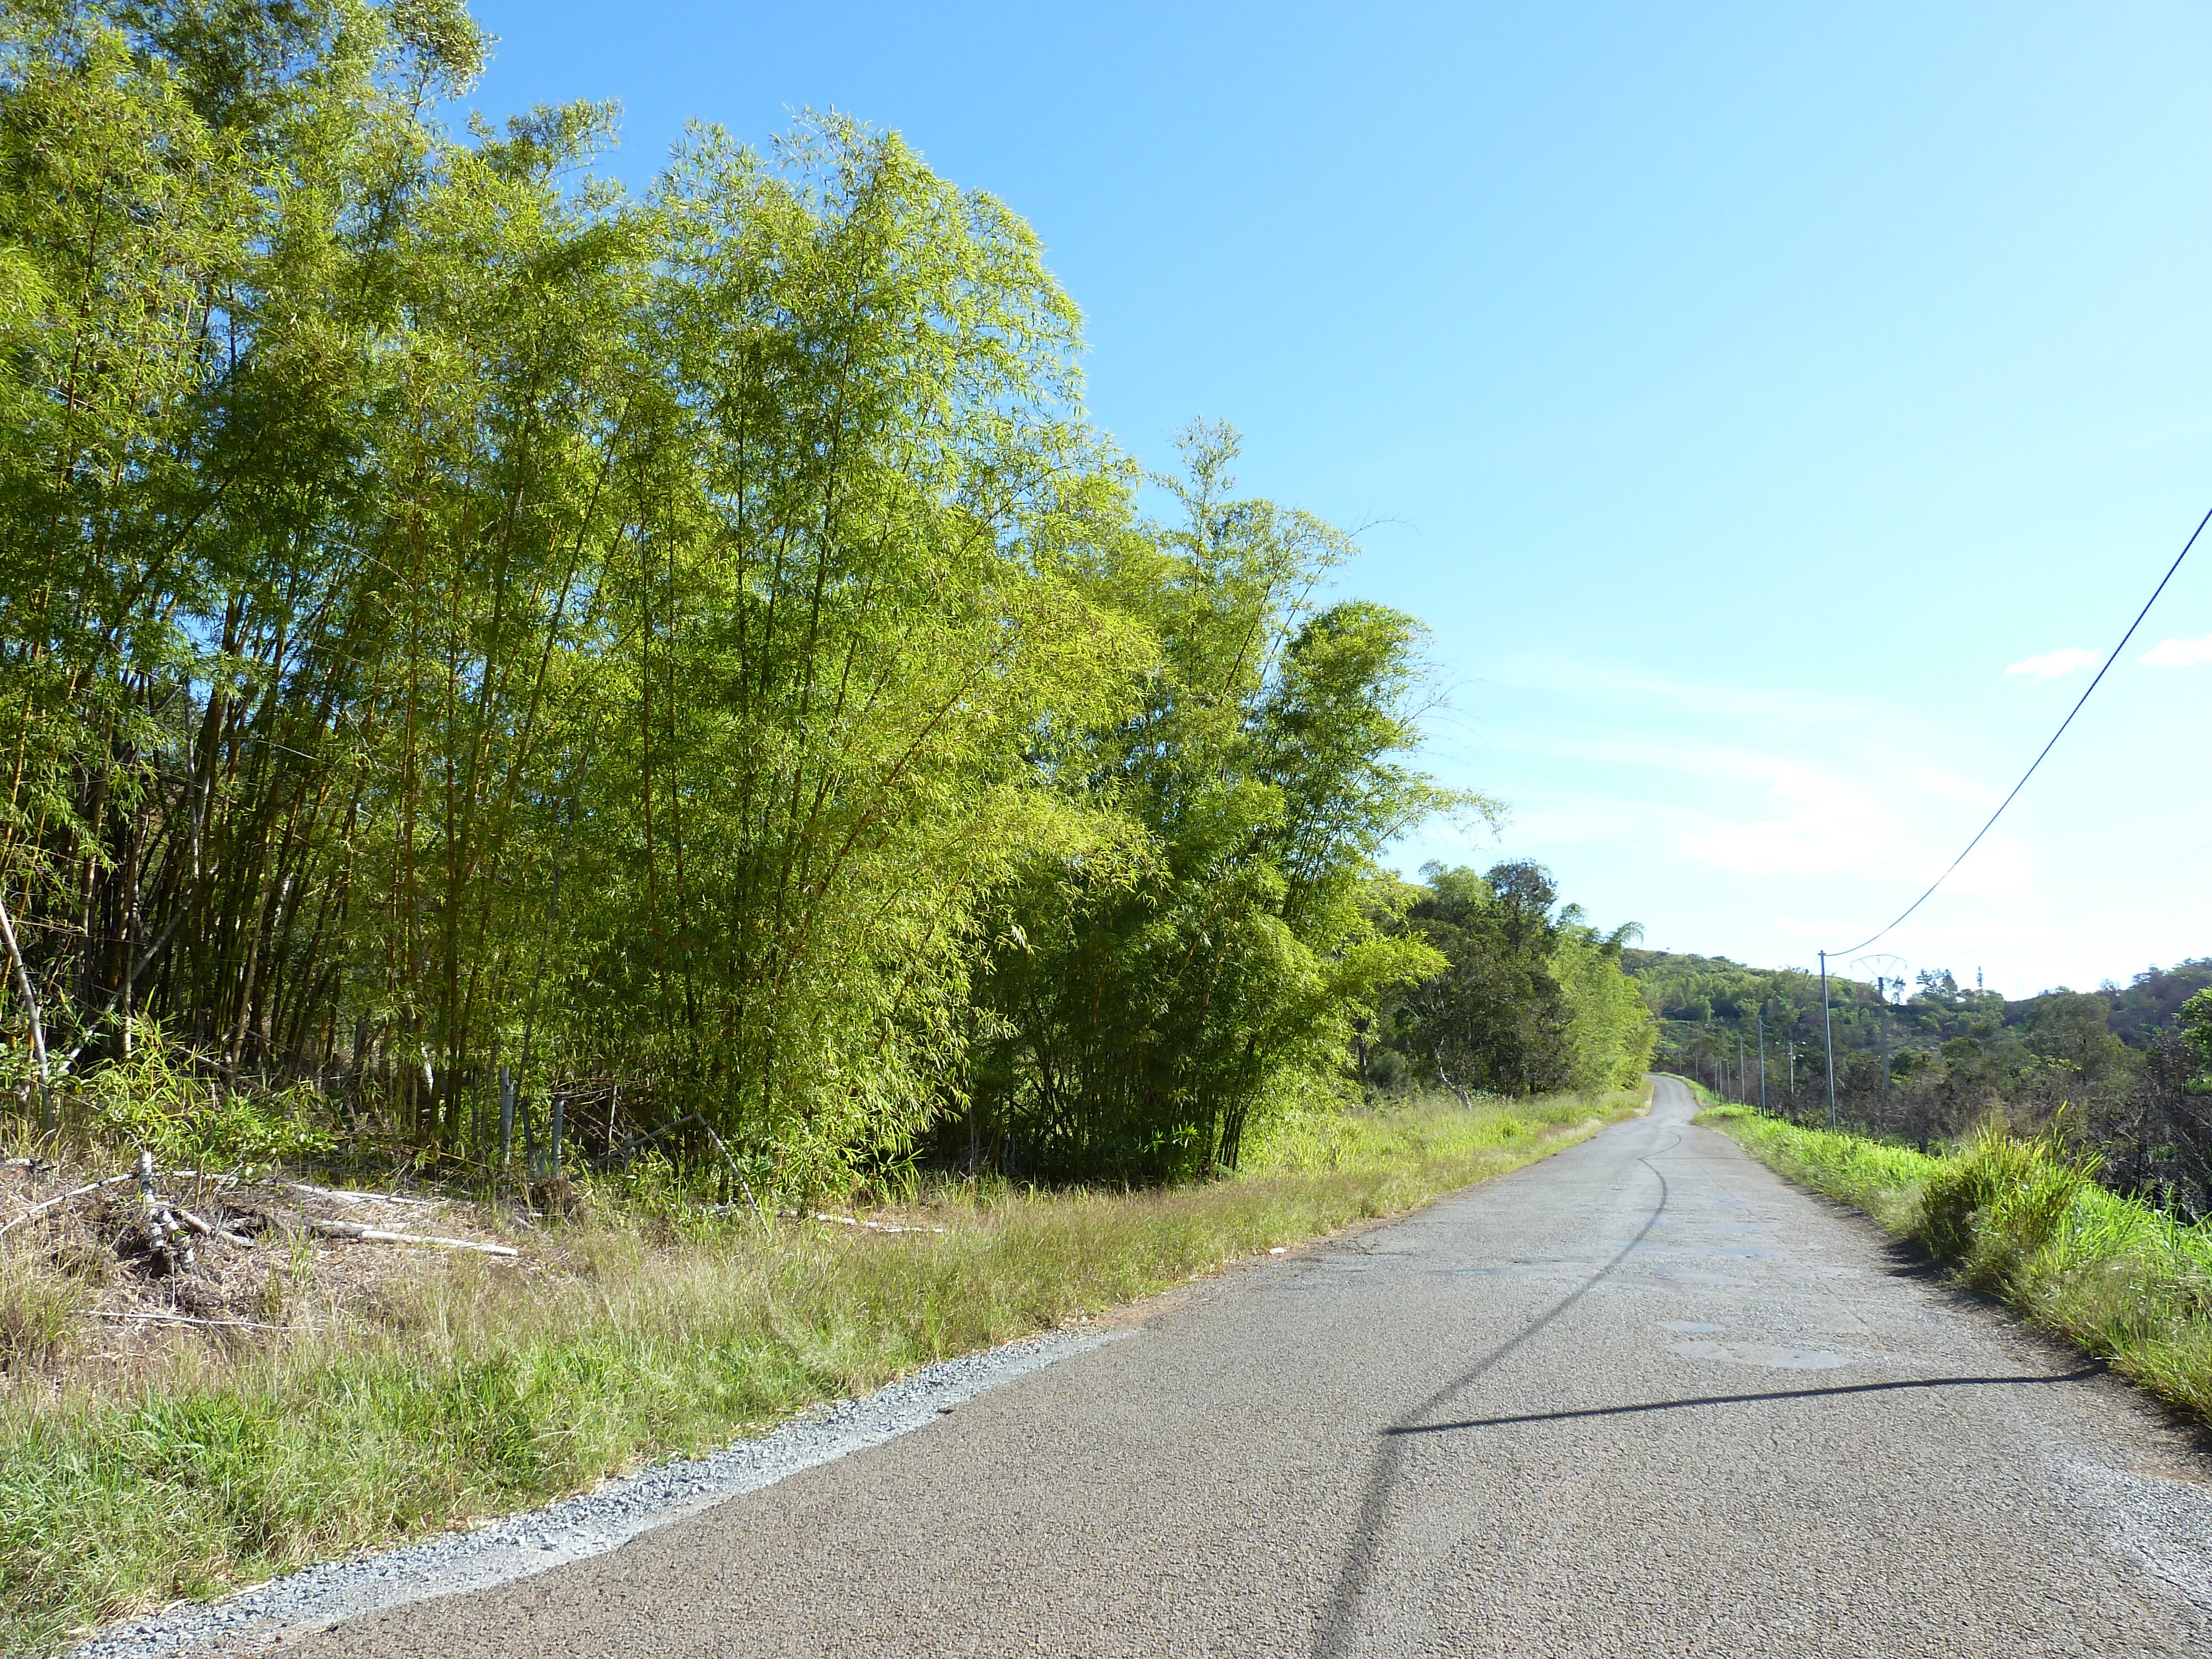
left=108, top=1076, right=2212, bottom=1658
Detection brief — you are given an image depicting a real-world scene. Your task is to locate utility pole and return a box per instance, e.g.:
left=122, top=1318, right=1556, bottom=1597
left=1879, top=976, right=1892, bottom=1098
left=1819, top=950, right=1838, bottom=1131
left=1736, top=1032, right=1745, bottom=1102
left=1757, top=1004, right=1767, bottom=1113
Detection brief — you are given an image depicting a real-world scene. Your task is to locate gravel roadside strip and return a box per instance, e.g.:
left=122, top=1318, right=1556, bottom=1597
left=76, top=1327, right=1128, bottom=1659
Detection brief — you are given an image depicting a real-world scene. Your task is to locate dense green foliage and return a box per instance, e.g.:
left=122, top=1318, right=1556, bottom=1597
left=959, top=432, right=1464, bottom=1180
left=2179, top=985, right=2212, bottom=1068
left=0, top=1, right=1634, bottom=1192
left=1364, top=861, right=1655, bottom=1100
left=1551, top=920, right=1662, bottom=1093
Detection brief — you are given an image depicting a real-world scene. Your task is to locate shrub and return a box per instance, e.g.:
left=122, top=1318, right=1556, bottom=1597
left=1917, top=1117, right=2101, bottom=1291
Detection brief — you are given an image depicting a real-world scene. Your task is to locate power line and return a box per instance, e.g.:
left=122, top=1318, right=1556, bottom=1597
left=1832, top=502, right=2212, bottom=958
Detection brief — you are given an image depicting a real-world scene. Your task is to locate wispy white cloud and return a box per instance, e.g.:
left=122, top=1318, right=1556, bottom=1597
left=1475, top=658, right=1878, bottom=728
left=1409, top=646, right=2212, bottom=996
left=2005, top=646, right=2099, bottom=679
left=1668, top=751, right=2026, bottom=896
left=1678, top=765, right=1903, bottom=878
left=2142, top=632, right=2212, bottom=668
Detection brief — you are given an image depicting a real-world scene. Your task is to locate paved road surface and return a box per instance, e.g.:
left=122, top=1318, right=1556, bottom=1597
left=276, top=1077, right=2212, bottom=1656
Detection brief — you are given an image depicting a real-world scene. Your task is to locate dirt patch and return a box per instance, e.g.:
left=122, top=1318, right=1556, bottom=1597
left=1, top=1158, right=530, bottom=1387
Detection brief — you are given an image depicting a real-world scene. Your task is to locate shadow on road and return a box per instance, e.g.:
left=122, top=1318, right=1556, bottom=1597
left=1308, top=1140, right=1678, bottom=1659
left=1384, top=1365, right=2106, bottom=1435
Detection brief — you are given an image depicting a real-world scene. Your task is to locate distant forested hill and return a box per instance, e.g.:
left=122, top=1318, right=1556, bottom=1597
left=1626, top=948, right=2212, bottom=1072
left=1627, top=948, right=2212, bottom=1215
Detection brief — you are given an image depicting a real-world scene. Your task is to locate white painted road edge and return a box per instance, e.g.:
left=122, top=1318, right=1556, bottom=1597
left=76, top=1328, right=1129, bottom=1659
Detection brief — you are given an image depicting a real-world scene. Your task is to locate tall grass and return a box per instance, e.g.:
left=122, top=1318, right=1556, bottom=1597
left=0, top=1088, right=1642, bottom=1654
left=1707, top=1106, right=2212, bottom=1425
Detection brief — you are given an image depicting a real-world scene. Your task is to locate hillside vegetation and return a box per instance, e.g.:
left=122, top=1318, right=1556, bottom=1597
left=1637, top=951, right=2212, bottom=1217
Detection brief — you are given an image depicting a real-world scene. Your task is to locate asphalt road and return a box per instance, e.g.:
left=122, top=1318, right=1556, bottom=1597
left=275, top=1077, right=2212, bottom=1657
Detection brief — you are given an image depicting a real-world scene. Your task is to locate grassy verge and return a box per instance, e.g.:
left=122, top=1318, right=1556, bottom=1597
left=1703, top=1104, right=2212, bottom=1425
left=1, top=1087, right=1643, bottom=1653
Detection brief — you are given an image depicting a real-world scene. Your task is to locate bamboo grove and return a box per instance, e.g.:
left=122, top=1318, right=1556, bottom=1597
left=0, top=2, right=1652, bottom=1191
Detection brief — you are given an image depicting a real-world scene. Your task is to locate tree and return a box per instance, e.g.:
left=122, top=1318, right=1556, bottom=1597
left=966, top=424, right=1460, bottom=1181
left=1, top=6, right=1496, bottom=1197
left=2182, top=988, right=2212, bottom=1077
left=1553, top=919, right=1656, bottom=1092
left=1388, top=862, right=1568, bottom=1098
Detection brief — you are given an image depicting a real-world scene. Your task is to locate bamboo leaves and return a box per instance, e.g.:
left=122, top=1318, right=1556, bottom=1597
left=573, top=117, right=1144, bottom=1179
left=0, top=8, right=1472, bottom=1196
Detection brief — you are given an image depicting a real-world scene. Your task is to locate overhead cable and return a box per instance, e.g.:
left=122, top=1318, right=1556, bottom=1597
left=1832, top=502, right=2212, bottom=958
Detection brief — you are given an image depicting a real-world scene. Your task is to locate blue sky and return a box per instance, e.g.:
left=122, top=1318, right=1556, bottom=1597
left=469, top=1, right=2212, bottom=997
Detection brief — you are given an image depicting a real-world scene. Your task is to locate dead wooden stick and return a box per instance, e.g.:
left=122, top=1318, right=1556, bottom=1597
left=0, top=1172, right=139, bottom=1240
left=93, top=1310, right=298, bottom=1333
left=159, top=1207, right=253, bottom=1246
left=284, top=1182, right=444, bottom=1209
left=299, top=1217, right=518, bottom=1256
left=788, top=1210, right=946, bottom=1235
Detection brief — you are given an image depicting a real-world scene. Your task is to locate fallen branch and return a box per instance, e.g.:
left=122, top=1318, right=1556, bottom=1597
left=299, top=1217, right=517, bottom=1256
left=285, top=1182, right=444, bottom=1210
left=92, top=1310, right=298, bottom=1333
left=776, top=1209, right=947, bottom=1235
left=0, top=1173, right=139, bottom=1240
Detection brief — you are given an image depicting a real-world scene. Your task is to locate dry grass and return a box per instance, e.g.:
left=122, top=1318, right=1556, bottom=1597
left=0, top=1086, right=1644, bottom=1653
left=0, top=1162, right=520, bottom=1388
